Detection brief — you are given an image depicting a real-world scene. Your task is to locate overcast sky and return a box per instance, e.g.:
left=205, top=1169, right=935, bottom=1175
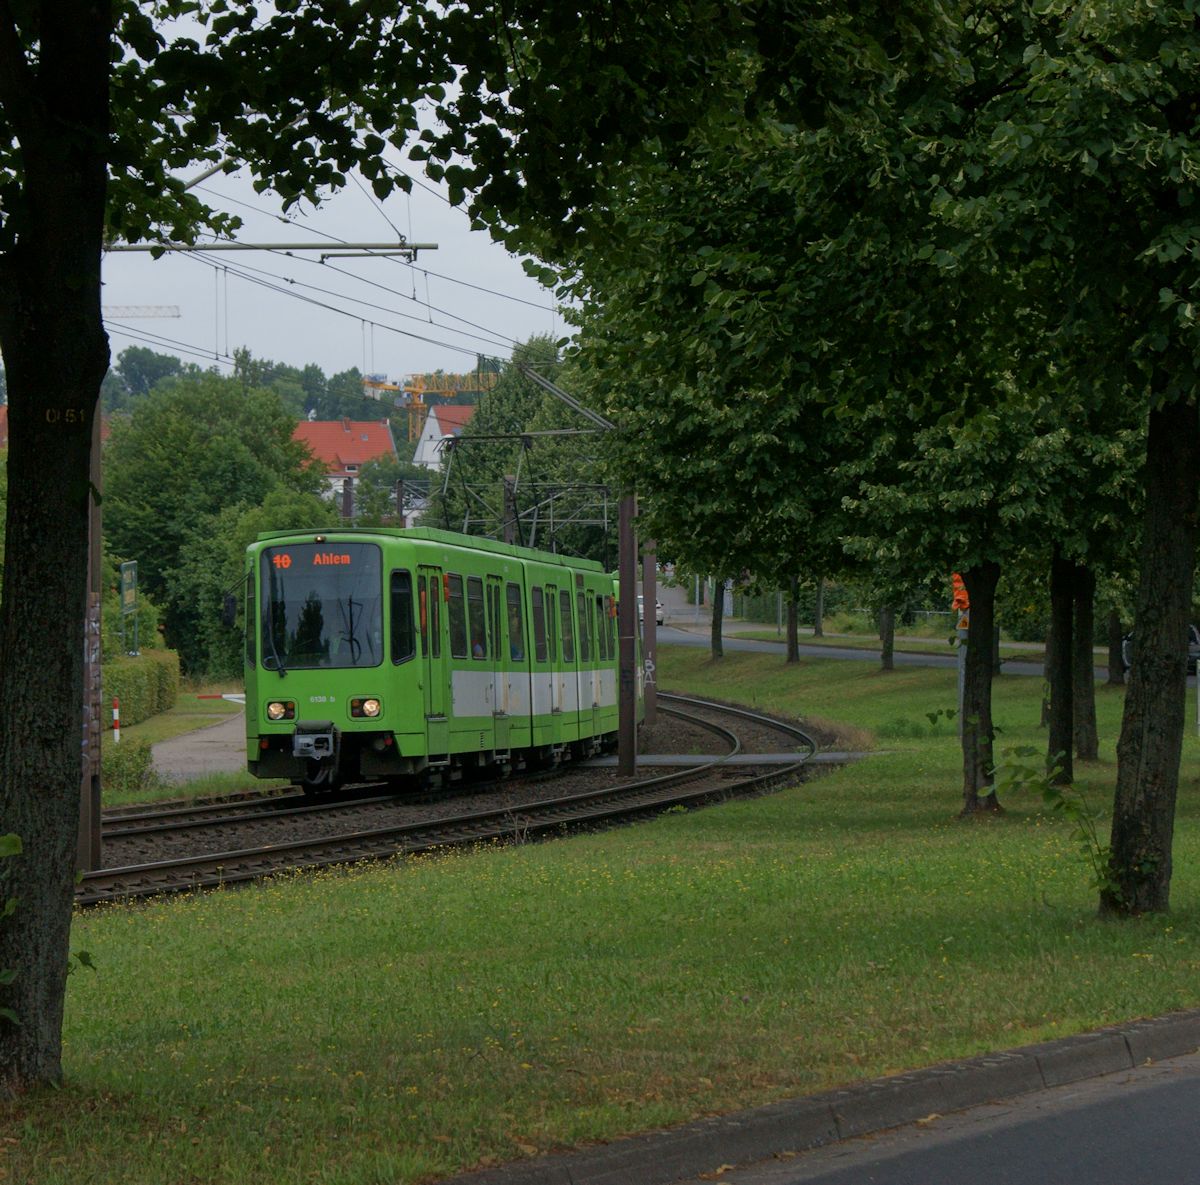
left=100, top=164, right=564, bottom=383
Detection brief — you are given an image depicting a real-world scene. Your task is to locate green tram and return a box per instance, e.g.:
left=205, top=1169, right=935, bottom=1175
left=244, top=527, right=636, bottom=791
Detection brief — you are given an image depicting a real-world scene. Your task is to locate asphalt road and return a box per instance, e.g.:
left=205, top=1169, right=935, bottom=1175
left=680, top=1050, right=1200, bottom=1185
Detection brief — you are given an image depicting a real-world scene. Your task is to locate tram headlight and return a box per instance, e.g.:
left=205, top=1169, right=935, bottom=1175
left=350, top=697, right=382, bottom=718
left=266, top=700, right=294, bottom=721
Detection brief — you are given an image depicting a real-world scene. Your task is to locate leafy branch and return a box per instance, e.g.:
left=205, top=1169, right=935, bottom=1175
left=991, top=747, right=1122, bottom=904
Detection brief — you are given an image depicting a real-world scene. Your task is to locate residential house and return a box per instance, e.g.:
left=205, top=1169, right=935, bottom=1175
left=293, top=418, right=399, bottom=504
left=412, top=403, right=476, bottom=470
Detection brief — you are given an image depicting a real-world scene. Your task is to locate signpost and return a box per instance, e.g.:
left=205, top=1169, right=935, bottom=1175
left=119, top=560, right=138, bottom=655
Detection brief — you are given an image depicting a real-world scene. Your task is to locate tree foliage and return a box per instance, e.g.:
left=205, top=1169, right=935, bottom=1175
left=103, top=373, right=321, bottom=669
left=2, top=0, right=826, bottom=1092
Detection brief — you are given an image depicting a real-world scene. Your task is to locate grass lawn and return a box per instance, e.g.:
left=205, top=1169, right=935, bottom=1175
left=6, top=648, right=1200, bottom=1183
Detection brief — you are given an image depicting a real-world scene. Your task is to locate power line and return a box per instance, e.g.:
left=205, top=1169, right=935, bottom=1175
left=182, top=251, right=499, bottom=360
left=186, top=250, right=516, bottom=353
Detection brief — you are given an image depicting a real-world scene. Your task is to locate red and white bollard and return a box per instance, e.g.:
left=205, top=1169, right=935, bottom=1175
left=112, top=696, right=121, bottom=744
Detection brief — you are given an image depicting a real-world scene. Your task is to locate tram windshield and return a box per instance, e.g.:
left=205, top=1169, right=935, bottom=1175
left=260, top=543, right=383, bottom=671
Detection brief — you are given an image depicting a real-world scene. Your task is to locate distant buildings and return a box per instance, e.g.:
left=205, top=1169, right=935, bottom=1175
left=292, top=418, right=399, bottom=500
left=412, top=404, right=476, bottom=470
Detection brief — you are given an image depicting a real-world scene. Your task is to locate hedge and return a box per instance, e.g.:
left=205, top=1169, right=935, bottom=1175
left=100, top=739, right=159, bottom=796
left=101, top=650, right=180, bottom=726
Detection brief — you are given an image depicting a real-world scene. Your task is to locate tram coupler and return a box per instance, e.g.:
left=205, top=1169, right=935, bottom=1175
left=292, top=720, right=337, bottom=761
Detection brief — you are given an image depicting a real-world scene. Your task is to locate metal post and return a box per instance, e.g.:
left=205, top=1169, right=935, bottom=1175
left=618, top=495, right=638, bottom=775
left=395, top=479, right=405, bottom=527
left=643, top=538, right=657, bottom=728
left=502, top=476, right=519, bottom=545
left=78, top=410, right=102, bottom=871
left=341, top=477, right=354, bottom=520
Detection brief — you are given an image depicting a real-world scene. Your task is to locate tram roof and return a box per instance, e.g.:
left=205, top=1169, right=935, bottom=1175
left=251, top=526, right=607, bottom=573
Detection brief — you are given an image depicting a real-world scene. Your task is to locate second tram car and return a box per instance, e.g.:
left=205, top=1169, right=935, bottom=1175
left=244, top=527, right=635, bottom=790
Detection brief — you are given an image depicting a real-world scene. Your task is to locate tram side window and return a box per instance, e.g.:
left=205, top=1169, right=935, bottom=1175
left=245, top=572, right=255, bottom=665
left=546, top=586, right=558, bottom=660
left=488, top=581, right=500, bottom=661
left=559, top=589, right=575, bottom=663
left=595, top=595, right=608, bottom=661
left=506, top=583, right=526, bottom=660
left=448, top=574, right=468, bottom=658
left=418, top=576, right=428, bottom=658
left=391, top=571, right=416, bottom=664
left=430, top=577, right=442, bottom=658
left=576, top=591, right=590, bottom=663
left=468, top=576, right=487, bottom=659
left=532, top=587, right=548, bottom=662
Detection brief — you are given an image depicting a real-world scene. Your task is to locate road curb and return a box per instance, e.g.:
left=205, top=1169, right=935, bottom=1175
left=445, top=1010, right=1200, bottom=1185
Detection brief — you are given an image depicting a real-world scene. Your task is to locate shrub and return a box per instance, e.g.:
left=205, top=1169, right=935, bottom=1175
left=102, top=650, right=180, bottom=725
left=101, top=739, right=159, bottom=797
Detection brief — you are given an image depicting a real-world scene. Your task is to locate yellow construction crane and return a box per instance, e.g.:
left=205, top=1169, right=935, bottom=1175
left=362, top=368, right=500, bottom=441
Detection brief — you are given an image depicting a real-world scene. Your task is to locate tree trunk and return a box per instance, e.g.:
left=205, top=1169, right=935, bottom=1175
left=992, top=624, right=1002, bottom=678
left=879, top=604, right=895, bottom=671
left=1072, top=564, right=1099, bottom=761
left=959, top=562, right=1002, bottom=816
left=786, top=575, right=799, bottom=664
left=0, top=3, right=112, bottom=1095
left=1041, top=623, right=1051, bottom=728
left=710, top=578, right=725, bottom=659
left=1104, top=398, right=1200, bottom=916
left=813, top=577, right=825, bottom=637
left=1106, top=608, right=1125, bottom=687
left=1047, top=546, right=1074, bottom=785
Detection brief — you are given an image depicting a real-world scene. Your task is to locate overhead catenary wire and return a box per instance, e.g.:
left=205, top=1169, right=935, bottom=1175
left=181, top=250, right=515, bottom=356
left=106, top=146, right=559, bottom=373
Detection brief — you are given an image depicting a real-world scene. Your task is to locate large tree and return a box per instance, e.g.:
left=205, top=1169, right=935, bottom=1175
left=562, top=2, right=1200, bottom=913
left=0, top=0, right=790, bottom=1093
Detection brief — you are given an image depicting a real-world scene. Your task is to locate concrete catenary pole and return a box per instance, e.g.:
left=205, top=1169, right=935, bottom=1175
left=642, top=538, right=657, bottom=727
left=618, top=496, right=638, bottom=775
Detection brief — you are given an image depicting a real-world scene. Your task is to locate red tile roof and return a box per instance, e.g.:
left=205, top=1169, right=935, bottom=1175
left=293, top=419, right=398, bottom=475
left=430, top=404, right=475, bottom=434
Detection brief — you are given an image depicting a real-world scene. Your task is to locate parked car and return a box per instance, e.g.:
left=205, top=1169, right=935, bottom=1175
left=637, top=595, right=665, bottom=626
left=1121, top=625, right=1200, bottom=673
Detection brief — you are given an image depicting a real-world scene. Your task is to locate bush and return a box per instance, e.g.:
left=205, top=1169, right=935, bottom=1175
left=102, top=650, right=180, bottom=725
left=101, top=739, right=159, bottom=797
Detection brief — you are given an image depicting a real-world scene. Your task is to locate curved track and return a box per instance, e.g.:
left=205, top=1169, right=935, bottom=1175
left=79, top=696, right=820, bottom=907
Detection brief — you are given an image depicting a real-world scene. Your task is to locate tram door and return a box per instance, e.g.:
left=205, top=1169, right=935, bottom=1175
left=578, top=587, right=598, bottom=738
left=545, top=582, right=562, bottom=717
left=418, top=567, right=449, bottom=755
left=487, top=575, right=511, bottom=751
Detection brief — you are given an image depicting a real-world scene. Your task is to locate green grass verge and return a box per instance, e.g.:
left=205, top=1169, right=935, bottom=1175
left=6, top=648, right=1200, bottom=1183
left=729, top=627, right=1046, bottom=664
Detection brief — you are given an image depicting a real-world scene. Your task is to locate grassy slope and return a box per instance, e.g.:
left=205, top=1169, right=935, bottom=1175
left=6, top=648, right=1199, bottom=1184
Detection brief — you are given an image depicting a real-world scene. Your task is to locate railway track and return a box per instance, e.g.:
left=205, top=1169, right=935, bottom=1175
left=79, top=696, right=820, bottom=907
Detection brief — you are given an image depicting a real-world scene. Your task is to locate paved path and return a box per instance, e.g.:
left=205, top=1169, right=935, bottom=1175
left=151, top=710, right=247, bottom=783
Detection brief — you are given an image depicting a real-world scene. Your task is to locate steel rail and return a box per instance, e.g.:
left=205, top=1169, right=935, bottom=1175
left=79, top=698, right=814, bottom=906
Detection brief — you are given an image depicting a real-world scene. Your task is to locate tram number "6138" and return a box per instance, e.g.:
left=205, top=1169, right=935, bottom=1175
left=309, top=696, right=335, bottom=703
